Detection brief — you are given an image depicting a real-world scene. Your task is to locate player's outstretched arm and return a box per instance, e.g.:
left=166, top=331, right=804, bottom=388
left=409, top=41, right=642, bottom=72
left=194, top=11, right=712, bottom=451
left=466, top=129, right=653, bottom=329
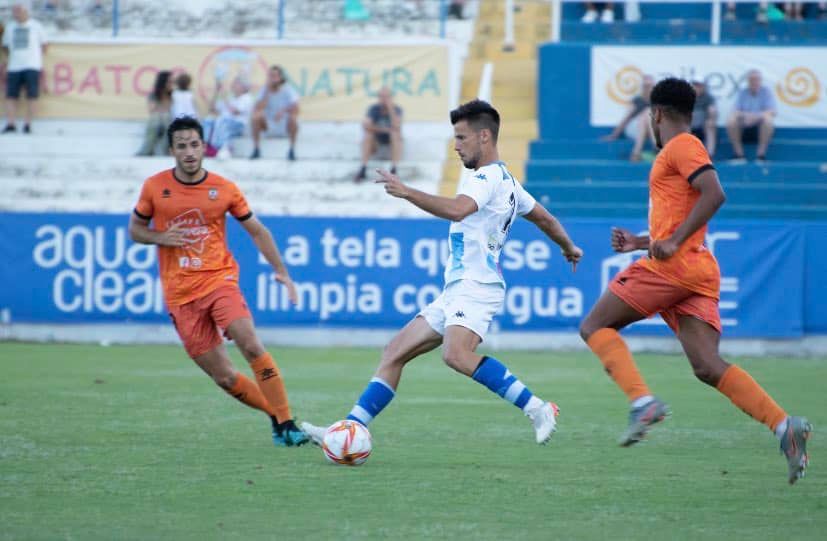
left=650, top=169, right=725, bottom=260
left=374, top=168, right=477, bottom=222
left=128, top=213, right=187, bottom=247
left=240, top=216, right=298, bottom=304
left=523, top=203, right=583, bottom=271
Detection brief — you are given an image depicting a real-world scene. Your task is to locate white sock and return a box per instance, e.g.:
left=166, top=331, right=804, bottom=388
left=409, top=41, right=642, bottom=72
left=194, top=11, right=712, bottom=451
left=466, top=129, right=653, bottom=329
left=631, top=395, right=654, bottom=409
left=774, top=417, right=789, bottom=440
left=522, top=395, right=544, bottom=413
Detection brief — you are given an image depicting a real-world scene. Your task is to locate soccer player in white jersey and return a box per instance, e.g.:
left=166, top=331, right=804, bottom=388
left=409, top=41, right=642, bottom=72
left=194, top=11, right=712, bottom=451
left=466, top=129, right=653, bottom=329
left=302, top=100, right=583, bottom=445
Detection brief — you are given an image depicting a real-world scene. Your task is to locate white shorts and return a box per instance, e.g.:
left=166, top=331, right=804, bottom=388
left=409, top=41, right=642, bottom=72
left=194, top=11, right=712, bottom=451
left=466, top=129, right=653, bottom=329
left=418, top=280, right=504, bottom=342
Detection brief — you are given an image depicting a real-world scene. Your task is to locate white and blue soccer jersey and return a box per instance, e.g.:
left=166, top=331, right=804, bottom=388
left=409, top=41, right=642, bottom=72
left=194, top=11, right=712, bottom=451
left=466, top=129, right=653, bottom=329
left=444, top=161, right=537, bottom=287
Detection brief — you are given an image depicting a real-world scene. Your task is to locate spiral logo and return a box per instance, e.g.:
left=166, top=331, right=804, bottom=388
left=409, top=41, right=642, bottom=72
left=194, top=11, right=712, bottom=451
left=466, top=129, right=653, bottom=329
left=776, top=67, right=821, bottom=107
left=606, top=66, right=644, bottom=105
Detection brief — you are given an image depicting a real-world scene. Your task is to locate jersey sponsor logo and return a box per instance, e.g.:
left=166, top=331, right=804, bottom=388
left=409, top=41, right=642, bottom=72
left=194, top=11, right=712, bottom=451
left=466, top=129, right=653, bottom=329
left=474, top=173, right=487, bottom=181
left=169, top=209, right=210, bottom=254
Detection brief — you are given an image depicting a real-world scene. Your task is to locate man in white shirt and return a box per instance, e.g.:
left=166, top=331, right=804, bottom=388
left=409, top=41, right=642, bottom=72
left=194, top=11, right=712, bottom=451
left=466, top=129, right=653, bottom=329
left=249, top=65, right=300, bottom=161
left=2, top=2, right=47, bottom=134
left=301, top=100, right=583, bottom=447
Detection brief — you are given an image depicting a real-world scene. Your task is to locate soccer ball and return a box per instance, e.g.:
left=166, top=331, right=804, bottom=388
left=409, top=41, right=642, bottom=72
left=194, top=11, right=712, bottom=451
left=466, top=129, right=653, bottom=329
left=322, top=420, right=372, bottom=466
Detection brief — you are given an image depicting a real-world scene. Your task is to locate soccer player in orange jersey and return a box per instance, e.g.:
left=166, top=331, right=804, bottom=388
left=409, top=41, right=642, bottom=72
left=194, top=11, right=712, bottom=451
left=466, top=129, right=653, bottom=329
left=128, top=116, right=308, bottom=446
left=579, top=78, right=811, bottom=484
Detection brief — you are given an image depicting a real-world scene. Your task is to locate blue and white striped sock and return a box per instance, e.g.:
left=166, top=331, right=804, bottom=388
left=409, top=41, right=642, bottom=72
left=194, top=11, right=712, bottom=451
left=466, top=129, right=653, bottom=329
left=472, top=356, right=542, bottom=412
left=346, top=377, right=396, bottom=426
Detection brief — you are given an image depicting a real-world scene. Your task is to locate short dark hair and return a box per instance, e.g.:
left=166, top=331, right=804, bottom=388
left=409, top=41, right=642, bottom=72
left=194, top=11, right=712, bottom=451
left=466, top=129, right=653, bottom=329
left=450, top=99, right=500, bottom=142
left=167, top=116, right=204, bottom=147
left=175, top=72, right=192, bottom=91
left=650, top=77, right=696, bottom=121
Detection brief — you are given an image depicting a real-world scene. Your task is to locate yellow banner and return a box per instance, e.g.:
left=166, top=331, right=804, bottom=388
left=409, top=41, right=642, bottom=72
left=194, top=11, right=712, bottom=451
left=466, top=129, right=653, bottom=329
left=6, top=42, right=450, bottom=121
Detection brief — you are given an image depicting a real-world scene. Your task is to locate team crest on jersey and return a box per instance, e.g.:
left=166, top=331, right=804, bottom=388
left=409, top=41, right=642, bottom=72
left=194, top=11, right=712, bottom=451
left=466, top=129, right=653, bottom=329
left=169, top=208, right=210, bottom=254
left=208, top=189, right=218, bottom=200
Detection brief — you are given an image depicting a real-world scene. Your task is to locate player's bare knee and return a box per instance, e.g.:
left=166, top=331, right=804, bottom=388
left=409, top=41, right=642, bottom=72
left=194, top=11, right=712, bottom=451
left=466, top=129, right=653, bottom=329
left=441, top=349, right=464, bottom=372
left=213, top=370, right=237, bottom=390
left=237, top=339, right=265, bottom=361
left=579, top=318, right=597, bottom=342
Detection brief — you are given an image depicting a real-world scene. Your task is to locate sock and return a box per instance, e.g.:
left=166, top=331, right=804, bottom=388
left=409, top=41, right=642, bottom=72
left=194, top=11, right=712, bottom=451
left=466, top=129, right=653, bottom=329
left=586, top=328, right=651, bottom=402
left=716, top=365, right=787, bottom=431
left=471, top=356, right=538, bottom=411
left=774, top=417, right=790, bottom=440
left=250, top=352, right=292, bottom=424
left=347, top=377, right=395, bottom=426
left=631, top=395, right=654, bottom=408
left=226, top=373, right=278, bottom=417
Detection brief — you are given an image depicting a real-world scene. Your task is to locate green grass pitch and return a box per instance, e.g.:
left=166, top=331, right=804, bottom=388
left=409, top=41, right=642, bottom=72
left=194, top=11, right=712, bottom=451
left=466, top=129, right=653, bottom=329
left=1, top=342, right=825, bottom=540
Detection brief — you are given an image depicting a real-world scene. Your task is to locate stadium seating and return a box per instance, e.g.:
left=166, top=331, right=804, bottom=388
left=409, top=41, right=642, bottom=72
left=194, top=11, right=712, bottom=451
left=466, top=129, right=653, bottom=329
left=525, top=3, right=827, bottom=221
left=0, top=120, right=447, bottom=217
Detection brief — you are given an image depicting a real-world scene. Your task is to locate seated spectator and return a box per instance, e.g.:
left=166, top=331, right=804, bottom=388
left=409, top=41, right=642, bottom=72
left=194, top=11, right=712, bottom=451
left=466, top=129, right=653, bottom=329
left=202, top=75, right=254, bottom=159
left=726, top=69, right=776, bottom=162
left=171, top=72, right=198, bottom=120
left=600, top=74, right=655, bottom=162
left=354, top=87, right=403, bottom=182
left=582, top=2, right=614, bottom=23
left=691, top=80, right=717, bottom=157
left=250, top=64, right=299, bottom=161
left=135, top=70, right=172, bottom=156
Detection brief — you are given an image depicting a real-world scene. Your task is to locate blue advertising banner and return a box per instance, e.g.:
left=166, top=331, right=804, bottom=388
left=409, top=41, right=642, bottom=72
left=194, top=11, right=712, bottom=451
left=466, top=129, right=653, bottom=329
left=0, top=213, right=818, bottom=338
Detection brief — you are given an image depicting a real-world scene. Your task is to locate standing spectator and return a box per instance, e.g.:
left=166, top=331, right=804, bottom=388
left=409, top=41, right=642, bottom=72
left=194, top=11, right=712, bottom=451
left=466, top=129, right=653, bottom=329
left=249, top=65, right=299, bottom=161
left=691, top=80, right=717, bottom=157
left=136, top=70, right=173, bottom=156
left=726, top=69, right=776, bottom=162
left=725, top=2, right=770, bottom=22
left=447, top=0, right=466, bottom=19
left=203, top=75, right=254, bottom=159
left=582, top=2, right=615, bottom=23
left=2, top=2, right=47, bottom=134
left=600, top=74, right=655, bottom=162
left=354, top=87, right=403, bottom=182
left=171, top=72, right=198, bottom=120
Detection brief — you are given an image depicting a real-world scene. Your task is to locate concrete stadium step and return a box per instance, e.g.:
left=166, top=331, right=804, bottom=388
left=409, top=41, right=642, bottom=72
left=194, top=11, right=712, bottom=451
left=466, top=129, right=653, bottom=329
left=0, top=158, right=442, bottom=217
left=525, top=160, right=827, bottom=183
left=1, top=121, right=450, bottom=162
left=530, top=139, right=827, bottom=162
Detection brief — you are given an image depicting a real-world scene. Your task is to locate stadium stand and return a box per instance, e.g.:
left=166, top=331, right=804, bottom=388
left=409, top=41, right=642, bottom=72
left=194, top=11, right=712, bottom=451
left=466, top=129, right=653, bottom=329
left=527, top=1, right=827, bottom=221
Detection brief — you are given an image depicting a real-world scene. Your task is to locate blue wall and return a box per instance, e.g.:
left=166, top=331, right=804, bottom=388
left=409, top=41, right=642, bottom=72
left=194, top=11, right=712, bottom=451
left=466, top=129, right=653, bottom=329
left=1, top=213, right=824, bottom=338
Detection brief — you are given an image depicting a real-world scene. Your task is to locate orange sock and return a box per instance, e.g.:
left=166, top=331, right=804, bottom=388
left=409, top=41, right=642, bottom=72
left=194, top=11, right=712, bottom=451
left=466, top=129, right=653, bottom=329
left=587, top=328, right=651, bottom=402
left=716, top=365, right=787, bottom=431
left=226, top=373, right=278, bottom=418
left=250, top=352, right=292, bottom=423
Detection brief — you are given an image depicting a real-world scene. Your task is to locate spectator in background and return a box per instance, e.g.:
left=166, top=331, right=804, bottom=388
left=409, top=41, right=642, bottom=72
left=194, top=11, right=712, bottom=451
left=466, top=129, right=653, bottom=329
left=582, top=2, right=615, bottom=23
left=2, top=2, right=47, bottom=134
left=171, top=72, right=198, bottom=120
left=136, top=70, right=173, bottom=156
left=691, top=80, right=717, bottom=158
left=354, top=86, right=403, bottom=182
left=726, top=69, right=776, bottom=163
left=600, top=74, right=655, bottom=162
left=249, top=64, right=299, bottom=161
left=203, top=75, right=254, bottom=159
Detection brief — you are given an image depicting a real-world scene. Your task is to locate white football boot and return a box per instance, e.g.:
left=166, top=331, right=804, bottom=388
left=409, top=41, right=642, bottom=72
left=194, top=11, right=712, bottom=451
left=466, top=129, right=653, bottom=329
left=526, top=402, right=560, bottom=445
left=299, top=421, right=328, bottom=446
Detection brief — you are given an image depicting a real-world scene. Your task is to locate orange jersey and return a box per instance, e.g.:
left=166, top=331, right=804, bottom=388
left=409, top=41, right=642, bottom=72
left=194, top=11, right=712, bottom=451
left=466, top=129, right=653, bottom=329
left=134, top=169, right=252, bottom=307
left=638, top=132, right=721, bottom=299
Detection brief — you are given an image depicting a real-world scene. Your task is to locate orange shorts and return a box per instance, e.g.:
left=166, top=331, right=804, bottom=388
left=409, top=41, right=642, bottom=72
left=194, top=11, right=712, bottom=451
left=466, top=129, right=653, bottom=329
left=609, top=260, right=722, bottom=334
left=168, top=285, right=252, bottom=358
